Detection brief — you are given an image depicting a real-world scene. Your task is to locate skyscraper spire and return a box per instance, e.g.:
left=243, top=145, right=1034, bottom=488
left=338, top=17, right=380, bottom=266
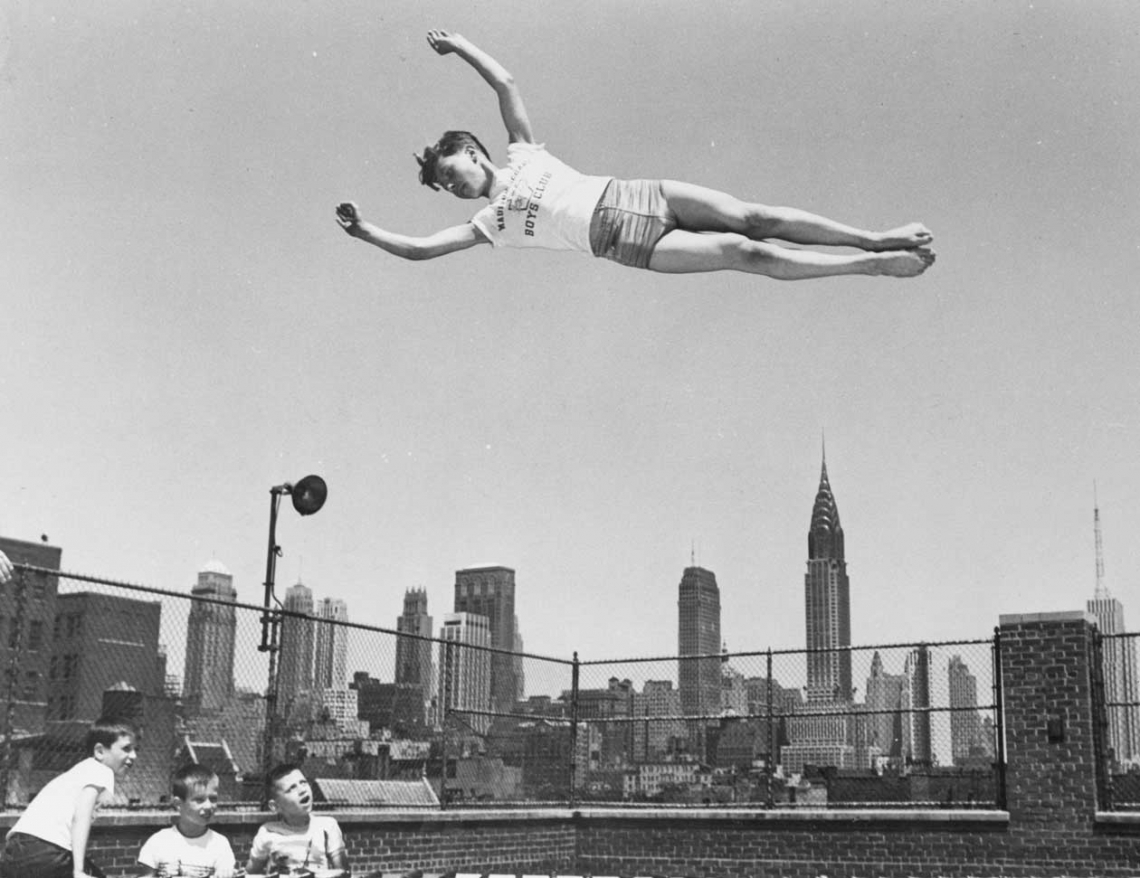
left=1094, top=482, right=1109, bottom=599
left=803, top=447, right=851, bottom=702
left=809, top=445, right=842, bottom=560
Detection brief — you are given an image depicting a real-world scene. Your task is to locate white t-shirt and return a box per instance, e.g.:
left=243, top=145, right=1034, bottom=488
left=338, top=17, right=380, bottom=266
left=138, top=826, right=236, bottom=876
left=470, top=142, right=611, bottom=254
left=248, top=815, right=343, bottom=872
left=8, top=758, right=115, bottom=849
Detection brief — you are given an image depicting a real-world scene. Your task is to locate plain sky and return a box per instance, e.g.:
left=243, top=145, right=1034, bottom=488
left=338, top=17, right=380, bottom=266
left=2, top=0, right=1139, bottom=686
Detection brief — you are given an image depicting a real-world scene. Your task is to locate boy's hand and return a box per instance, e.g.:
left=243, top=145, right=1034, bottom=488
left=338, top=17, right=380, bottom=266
left=336, top=202, right=363, bottom=237
left=0, top=551, right=13, bottom=584
left=426, top=30, right=465, bottom=56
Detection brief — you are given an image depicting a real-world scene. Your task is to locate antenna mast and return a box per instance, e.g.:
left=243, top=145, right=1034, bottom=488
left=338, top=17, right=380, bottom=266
left=1094, top=481, right=1107, bottom=597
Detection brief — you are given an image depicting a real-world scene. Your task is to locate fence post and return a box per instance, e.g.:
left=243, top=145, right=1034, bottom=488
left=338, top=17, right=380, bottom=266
left=765, top=648, right=774, bottom=807
left=0, top=566, right=29, bottom=806
left=438, top=639, right=452, bottom=810
left=991, top=626, right=1007, bottom=810
left=1088, top=628, right=1113, bottom=810
left=568, top=651, right=579, bottom=808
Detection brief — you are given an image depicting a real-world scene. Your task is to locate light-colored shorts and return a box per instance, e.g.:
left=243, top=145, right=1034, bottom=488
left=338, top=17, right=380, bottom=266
left=589, top=179, right=677, bottom=270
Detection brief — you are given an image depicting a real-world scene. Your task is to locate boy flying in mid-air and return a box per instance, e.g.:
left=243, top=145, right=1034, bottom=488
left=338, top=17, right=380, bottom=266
left=337, top=30, right=935, bottom=281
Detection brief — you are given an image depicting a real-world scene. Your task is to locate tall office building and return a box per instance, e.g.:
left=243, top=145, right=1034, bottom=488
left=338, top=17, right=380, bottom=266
left=183, top=560, right=237, bottom=713
left=903, top=645, right=933, bottom=766
left=437, top=612, right=492, bottom=734
left=633, top=680, right=685, bottom=761
left=948, top=654, right=986, bottom=764
left=677, top=565, right=721, bottom=719
left=314, top=598, right=349, bottom=690
left=395, top=588, right=433, bottom=688
left=1087, top=497, right=1140, bottom=765
left=454, top=566, right=518, bottom=713
left=0, top=535, right=60, bottom=735
left=804, top=451, right=852, bottom=703
left=49, top=592, right=164, bottom=721
left=864, top=651, right=906, bottom=759
left=278, top=580, right=315, bottom=706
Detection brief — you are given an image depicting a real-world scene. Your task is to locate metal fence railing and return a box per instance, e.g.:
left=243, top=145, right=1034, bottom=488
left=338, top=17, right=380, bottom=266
left=0, top=564, right=1004, bottom=811
left=1092, top=630, right=1140, bottom=811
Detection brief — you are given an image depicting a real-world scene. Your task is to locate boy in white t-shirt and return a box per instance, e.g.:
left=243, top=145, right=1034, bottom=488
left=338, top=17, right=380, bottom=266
left=138, top=764, right=238, bottom=878
left=1, top=716, right=137, bottom=878
left=246, top=764, right=348, bottom=876
left=337, top=30, right=935, bottom=281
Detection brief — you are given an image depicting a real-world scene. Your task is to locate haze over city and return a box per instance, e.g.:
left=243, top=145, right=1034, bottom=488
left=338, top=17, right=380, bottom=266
left=3, top=0, right=1138, bottom=666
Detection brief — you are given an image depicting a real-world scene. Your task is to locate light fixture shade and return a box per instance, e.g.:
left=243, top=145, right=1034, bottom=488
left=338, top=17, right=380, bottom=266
left=291, top=475, right=327, bottom=516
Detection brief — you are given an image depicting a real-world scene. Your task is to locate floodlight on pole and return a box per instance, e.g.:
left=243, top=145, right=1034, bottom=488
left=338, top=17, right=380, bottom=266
left=259, top=475, right=327, bottom=653
left=258, top=474, right=325, bottom=803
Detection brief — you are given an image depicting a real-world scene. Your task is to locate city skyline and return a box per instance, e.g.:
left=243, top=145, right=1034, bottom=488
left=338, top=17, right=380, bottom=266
left=3, top=2, right=1139, bottom=665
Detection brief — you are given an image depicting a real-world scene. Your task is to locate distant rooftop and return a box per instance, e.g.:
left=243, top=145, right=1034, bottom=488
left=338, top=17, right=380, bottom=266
left=313, top=777, right=439, bottom=808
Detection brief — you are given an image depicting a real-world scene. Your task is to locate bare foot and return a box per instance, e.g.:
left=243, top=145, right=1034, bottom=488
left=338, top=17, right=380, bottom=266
left=872, top=247, right=936, bottom=277
left=869, top=223, right=933, bottom=251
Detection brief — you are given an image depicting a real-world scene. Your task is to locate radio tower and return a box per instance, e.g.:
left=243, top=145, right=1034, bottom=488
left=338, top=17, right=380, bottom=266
left=1087, top=483, right=1140, bottom=763
left=1094, top=482, right=1108, bottom=599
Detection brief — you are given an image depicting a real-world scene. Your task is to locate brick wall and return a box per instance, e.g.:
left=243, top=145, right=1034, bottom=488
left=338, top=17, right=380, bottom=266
left=5, top=612, right=1137, bottom=878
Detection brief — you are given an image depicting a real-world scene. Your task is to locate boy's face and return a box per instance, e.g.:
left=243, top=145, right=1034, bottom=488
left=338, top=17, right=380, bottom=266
left=95, top=734, right=137, bottom=776
left=272, top=769, right=313, bottom=821
left=434, top=148, right=489, bottom=200
left=176, top=776, right=219, bottom=833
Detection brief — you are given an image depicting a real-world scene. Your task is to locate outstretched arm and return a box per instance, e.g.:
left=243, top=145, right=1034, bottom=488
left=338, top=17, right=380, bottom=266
left=336, top=202, right=488, bottom=260
left=427, top=30, right=534, bottom=144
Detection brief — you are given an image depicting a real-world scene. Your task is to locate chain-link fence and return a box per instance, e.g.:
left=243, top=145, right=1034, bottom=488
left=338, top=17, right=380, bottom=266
left=1093, top=630, right=1140, bottom=811
left=547, top=637, right=1003, bottom=808
left=0, top=563, right=1003, bottom=812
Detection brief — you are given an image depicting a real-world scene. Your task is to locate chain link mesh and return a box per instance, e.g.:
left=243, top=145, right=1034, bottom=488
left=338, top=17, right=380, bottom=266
left=0, top=565, right=1003, bottom=811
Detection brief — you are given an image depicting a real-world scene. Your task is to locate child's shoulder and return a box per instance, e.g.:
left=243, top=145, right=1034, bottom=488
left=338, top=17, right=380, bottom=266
left=255, top=818, right=295, bottom=835
left=60, top=757, right=113, bottom=786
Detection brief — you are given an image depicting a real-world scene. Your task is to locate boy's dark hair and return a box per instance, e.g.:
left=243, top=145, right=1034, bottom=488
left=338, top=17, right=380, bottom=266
left=415, top=130, right=490, bottom=191
left=265, top=761, right=304, bottom=798
left=172, top=763, right=218, bottom=800
left=84, top=715, right=137, bottom=754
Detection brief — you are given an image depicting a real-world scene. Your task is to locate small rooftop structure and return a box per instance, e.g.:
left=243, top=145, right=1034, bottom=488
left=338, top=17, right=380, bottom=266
left=313, top=777, right=440, bottom=808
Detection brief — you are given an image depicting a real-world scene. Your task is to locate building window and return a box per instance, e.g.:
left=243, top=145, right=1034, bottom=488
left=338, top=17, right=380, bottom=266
left=22, top=671, right=39, bottom=700
left=49, top=655, right=58, bottom=680
left=66, top=614, right=82, bottom=639
left=7, top=620, right=19, bottom=650
left=28, top=620, right=44, bottom=652
left=53, top=615, right=62, bottom=641
left=32, top=573, right=47, bottom=601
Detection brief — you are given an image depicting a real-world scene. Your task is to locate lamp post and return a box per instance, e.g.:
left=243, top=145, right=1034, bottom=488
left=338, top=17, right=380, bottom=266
left=258, top=475, right=326, bottom=802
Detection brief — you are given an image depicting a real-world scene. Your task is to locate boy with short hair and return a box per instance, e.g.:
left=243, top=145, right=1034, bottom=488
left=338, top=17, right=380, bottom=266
left=337, top=30, right=935, bottom=281
left=246, top=764, right=348, bottom=876
left=1, top=716, right=138, bottom=878
left=138, top=763, right=238, bottom=878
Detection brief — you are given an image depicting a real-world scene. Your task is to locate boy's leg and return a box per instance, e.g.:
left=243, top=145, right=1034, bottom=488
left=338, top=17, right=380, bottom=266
left=660, top=181, right=932, bottom=251
left=647, top=230, right=935, bottom=279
